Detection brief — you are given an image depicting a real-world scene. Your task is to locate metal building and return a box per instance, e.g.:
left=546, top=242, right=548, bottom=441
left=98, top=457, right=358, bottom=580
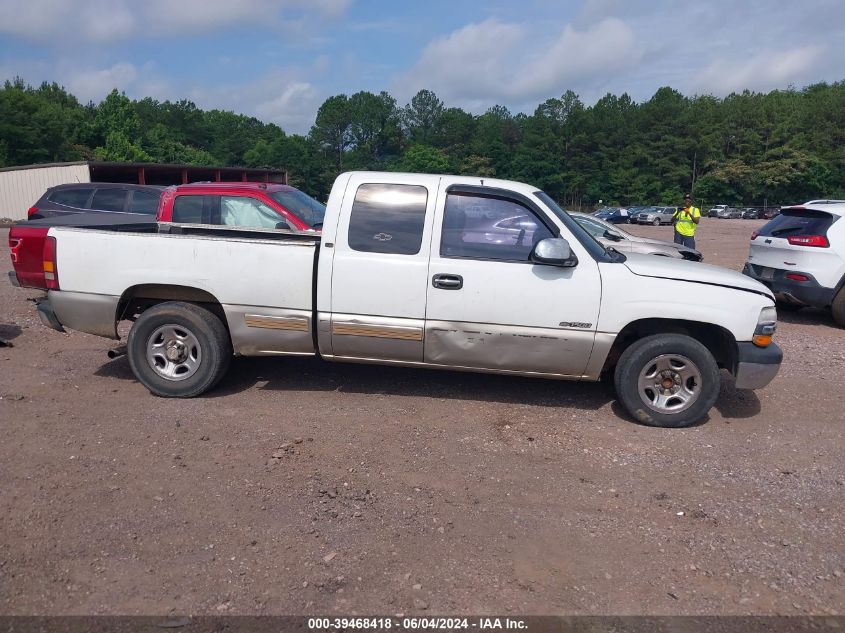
left=0, top=161, right=288, bottom=221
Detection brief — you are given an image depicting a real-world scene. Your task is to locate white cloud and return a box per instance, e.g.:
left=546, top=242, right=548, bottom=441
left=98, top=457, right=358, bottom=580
left=695, top=46, right=826, bottom=95
left=64, top=62, right=138, bottom=102
left=395, top=17, right=641, bottom=109
left=254, top=82, right=321, bottom=132
left=0, top=0, right=352, bottom=41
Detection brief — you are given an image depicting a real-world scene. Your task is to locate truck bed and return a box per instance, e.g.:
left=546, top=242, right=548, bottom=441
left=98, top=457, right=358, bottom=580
left=48, top=225, right=320, bottom=355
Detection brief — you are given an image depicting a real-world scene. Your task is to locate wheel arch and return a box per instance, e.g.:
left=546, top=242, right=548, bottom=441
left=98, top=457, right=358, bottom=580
left=116, top=284, right=228, bottom=332
left=601, top=318, right=737, bottom=376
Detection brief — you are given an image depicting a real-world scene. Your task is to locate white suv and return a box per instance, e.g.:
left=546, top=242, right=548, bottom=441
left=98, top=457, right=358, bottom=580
left=743, top=200, right=845, bottom=326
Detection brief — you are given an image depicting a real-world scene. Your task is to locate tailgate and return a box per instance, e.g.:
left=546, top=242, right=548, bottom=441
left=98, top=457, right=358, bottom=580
left=747, top=208, right=842, bottom=284
left=8, top=225, right=48, bottom=289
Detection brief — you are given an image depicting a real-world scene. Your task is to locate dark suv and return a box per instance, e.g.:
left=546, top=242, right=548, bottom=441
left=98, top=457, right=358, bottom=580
left=28, top=183, right=165, bottom=220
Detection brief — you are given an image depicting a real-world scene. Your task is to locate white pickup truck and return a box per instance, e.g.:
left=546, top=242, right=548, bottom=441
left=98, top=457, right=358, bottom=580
left=35, top=172, right=782, bottom=427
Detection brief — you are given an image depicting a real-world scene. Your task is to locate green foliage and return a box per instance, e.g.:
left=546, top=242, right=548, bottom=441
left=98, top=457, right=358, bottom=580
left=1, top=78, right=844, bottom=206
left=390, top=144, right=450, bottom=174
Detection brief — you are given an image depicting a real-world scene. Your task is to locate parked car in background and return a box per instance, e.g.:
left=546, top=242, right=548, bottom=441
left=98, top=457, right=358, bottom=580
left=743, top=200, right=845, bottom=325
left=762, top=208, right=780, bottom=220
left=573, top=212, right=702, bottom=261
left=27, top=183, right=165, bottom=220
left=636, top=206, right=677, bottom=225
left=708, top=205, right=732, bottom=218
left=156, top=182, right=325, bottom=231
left=593, top=207, right=630, bottom=224
left=729, top=208, right=744, bottom=219
left=741, top=208, right=759, bottom=220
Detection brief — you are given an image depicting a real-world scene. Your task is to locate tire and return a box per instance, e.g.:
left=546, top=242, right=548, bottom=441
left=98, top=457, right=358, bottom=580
left=614, top=334, right=721, bottom=428
left=652, top=218, right=660, bottom=226
left=127, top=301, right=232, bottom=398
left=832, top=287, right=845, bottom=328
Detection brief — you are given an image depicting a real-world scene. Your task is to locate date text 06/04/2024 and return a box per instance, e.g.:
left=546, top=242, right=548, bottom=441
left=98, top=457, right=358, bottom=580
left=307, top=617, right=528, bottom=630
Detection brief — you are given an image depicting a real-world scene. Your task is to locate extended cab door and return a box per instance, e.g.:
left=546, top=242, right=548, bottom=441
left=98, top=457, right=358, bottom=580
left=325, top=173, right=440, bottom=362
left=424, top=183, right=602, bottom=377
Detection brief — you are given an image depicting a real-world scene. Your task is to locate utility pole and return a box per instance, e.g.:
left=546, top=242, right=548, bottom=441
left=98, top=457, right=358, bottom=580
left=691, top=150, right=697, bottom=192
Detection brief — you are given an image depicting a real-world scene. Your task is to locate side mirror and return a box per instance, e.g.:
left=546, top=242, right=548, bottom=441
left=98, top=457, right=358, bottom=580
left=604, top=229, right=623, bottom=242
left=530, top=237, right=578, bottom=267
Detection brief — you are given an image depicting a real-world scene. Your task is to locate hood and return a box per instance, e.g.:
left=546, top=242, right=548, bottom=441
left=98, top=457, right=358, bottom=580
left=621, top=252, right=774, bottom=298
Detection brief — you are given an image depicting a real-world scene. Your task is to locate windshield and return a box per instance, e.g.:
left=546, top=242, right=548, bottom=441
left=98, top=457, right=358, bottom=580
left=269, top=189, right=326, bottom=228
left=534, top=191, right=621, bottom=262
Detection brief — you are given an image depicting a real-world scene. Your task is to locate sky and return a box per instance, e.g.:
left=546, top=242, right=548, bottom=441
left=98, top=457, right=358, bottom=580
left=1, top=0, right=843, bottom=134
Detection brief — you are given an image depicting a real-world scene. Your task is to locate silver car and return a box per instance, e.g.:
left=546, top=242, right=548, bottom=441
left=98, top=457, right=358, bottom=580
left=572, top=212, right=703, bottom=261
left=636, top=206, right=677, bottom=225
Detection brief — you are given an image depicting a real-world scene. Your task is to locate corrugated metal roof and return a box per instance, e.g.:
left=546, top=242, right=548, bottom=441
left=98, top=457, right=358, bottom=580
left=0, top=160, right=286, bottom=174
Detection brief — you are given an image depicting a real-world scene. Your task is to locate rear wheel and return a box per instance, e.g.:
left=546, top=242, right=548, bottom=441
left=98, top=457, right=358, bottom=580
left=832, top=287, right=845, bottom=328
left=127, top=302, right=231, bottom=397
left=614, top=334, right=720, bottom=428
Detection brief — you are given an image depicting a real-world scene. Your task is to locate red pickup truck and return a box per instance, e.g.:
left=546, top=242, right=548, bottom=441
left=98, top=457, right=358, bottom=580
left=8, top=182, right=325, bottom=291
left=156, top=182, right=325, bottom=231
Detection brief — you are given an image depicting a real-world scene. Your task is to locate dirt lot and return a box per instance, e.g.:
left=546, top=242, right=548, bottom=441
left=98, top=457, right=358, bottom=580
left=0, top=219, right=843, bottom=616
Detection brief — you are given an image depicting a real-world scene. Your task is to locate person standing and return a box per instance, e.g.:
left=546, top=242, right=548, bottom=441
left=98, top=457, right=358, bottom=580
left=673, top=193, right=700, bottom=249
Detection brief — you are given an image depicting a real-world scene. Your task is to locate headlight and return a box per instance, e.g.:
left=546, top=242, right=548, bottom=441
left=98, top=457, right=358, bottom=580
left=753, top=306, right=777, bottom=347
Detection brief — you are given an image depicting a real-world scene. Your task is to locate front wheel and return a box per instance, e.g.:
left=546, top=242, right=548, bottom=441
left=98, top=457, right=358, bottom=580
left=652, top=218, right=660, bottom=226
left=127, top=302, right=232, bottom=397
left=614, top=334, right=721, bottom=427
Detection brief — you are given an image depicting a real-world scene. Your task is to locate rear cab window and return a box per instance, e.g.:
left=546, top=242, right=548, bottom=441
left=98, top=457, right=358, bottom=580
left=348, top=184, right=428, bottom=255
left=757, top=208, right=838, bottom=239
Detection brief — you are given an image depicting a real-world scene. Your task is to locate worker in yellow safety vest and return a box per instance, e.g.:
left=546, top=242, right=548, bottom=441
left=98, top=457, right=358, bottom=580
left=673, top=193, right=700, bottom=249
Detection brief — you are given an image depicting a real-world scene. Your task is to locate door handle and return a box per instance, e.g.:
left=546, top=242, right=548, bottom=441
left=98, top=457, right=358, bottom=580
left=432, top=274, right=463, bottom=290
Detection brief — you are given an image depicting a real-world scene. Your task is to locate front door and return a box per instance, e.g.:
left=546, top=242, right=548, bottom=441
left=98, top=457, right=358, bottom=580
left=329, top=173, right=440, bottom=362
left=424, top=186, right=602, bottom=377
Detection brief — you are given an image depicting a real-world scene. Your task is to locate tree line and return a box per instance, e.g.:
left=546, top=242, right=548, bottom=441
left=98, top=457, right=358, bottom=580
left=1, top=77, right=843, bottom=208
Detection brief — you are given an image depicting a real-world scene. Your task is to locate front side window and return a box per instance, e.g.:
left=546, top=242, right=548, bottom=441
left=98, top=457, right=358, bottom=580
left=91, top=188, right=128, bottom=212
left=440, top=193, right=553, bottom=261
left=348, top=184, right=428, bottom=255
left=50, top=187, right=94, bottom=209
left=220, top=196, right=284, bottom=229
left=269, top=190, right=326, bottom=228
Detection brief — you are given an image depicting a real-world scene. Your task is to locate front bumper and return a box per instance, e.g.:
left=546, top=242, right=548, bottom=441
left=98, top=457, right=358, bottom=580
left=733, top=341, right=782, bottom=390
left=742, top=264, right=836, bottom=309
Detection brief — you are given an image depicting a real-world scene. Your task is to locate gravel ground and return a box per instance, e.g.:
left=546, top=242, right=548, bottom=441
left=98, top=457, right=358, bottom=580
left=0, top=220, right=842, bottom=616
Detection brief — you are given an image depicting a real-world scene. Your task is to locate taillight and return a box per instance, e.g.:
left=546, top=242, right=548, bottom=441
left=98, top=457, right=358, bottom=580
left=27, top=206, right=39, bottom=218
left=786, top=273, right=810, bottom=282
left=9, top=237, right=21, bottom=263
left=787, top=235, right=829, bottom=247
left=751, top=231, right=759, bottom=240
left=43, top=236, right=59, bottom=290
